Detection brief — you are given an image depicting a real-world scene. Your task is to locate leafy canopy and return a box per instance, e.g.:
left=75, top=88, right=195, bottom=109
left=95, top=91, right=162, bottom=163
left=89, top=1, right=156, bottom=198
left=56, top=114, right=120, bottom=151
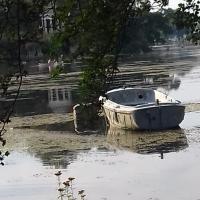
left=53, top=0, right=170, bottom=103
left=175, top=0, right=200, bottom=43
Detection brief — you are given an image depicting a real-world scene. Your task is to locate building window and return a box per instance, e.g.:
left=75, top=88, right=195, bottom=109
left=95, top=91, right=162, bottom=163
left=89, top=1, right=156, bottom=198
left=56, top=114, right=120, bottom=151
left=46, top=19, right=51, bottom=33
left=58, top=89, right=63, bottom=101
left=52, top=89, right=57, bottom=101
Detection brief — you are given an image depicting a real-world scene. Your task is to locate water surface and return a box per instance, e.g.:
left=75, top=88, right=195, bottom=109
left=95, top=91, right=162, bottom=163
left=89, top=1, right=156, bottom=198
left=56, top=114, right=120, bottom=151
left=1, top=46, right=200, bottom=200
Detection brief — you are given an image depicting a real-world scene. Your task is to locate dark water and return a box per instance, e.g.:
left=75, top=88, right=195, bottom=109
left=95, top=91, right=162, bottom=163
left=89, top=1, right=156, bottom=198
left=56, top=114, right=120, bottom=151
left=1, top=46, right=200, bottom=200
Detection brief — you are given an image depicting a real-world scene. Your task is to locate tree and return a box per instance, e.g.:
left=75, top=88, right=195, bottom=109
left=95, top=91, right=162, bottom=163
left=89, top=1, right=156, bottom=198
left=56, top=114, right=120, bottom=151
left=122, top=8, right=176, bottom=53
left=2, top=0, right=198, bottom=162
left=0, top=0, right=53, bottom=164
left=51, top=0, right=169, bottom=103
left=175, top=0, right=200, bottom=44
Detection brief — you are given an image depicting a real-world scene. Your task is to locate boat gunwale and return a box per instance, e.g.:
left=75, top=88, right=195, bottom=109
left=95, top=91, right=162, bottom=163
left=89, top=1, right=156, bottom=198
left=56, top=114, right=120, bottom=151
left=103, top=101, right=185, bottom=114
left=104, top=88, right=181, bottom=107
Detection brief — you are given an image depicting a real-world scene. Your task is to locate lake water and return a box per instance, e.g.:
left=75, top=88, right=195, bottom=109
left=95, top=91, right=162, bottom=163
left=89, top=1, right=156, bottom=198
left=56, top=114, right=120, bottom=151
left=1, top=46, right=200, bottom=200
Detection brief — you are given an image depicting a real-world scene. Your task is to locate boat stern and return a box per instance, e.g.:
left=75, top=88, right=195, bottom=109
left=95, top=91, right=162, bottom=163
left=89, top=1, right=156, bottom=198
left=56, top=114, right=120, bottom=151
left=132, top=104, right=185, bottom=130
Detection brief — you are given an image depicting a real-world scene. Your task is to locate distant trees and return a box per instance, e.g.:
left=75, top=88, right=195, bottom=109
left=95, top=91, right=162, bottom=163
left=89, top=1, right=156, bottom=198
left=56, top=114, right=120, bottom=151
left=175, top=0, right=200, bottom=44
left=122, top=8, right=177, bottom=53
left=51, top=0, right=174, bottom=103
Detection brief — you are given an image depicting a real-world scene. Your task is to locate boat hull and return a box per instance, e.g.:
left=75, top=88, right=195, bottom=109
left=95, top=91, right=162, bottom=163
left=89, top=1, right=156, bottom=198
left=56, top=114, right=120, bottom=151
left=103, top=104, right=185, bottom=130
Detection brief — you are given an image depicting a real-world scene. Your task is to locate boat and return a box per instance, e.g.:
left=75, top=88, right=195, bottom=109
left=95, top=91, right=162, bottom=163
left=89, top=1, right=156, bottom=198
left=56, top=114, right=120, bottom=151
left=99, top=88, right=185, bottom=130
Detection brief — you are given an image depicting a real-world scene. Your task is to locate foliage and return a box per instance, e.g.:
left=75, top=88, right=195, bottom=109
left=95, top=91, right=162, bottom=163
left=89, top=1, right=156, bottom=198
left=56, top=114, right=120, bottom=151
left=0, top=0, right=53, bottom=164
left=52, top=0, right=171, bottom=103
left=0, top=0, right=198, bottom=164
left=123, top=9, right=177, bottom=53
left=175, top=0, right=200, bottom=44
left=0, top=0, right=52, bottom=64
left=0, top=150, right=9, bottom=166
left=50, top=65, right=64, bottom=78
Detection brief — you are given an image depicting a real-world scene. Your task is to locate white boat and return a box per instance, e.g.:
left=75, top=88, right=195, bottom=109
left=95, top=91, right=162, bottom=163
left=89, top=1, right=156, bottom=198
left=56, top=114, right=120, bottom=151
left=99, top=88, right=185, bottom=130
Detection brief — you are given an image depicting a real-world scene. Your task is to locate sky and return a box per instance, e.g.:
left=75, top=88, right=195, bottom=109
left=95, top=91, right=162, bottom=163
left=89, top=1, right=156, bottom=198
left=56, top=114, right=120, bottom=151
left=150, top=0, right=184, bottom=10
left=168, top=0, right=183, bottom=8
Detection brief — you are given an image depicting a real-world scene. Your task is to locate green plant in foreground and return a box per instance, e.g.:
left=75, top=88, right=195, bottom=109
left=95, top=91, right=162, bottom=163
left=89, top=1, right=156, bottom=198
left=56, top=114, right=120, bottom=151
left=55, top=171, right=86, bottom=200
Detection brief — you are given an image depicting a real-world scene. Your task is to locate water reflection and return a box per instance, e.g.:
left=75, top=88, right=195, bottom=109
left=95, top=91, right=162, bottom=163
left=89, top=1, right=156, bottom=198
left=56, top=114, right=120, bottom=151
left=1, top=46, right=199, bottom=117
left=3, top=87, right=77, bottom=116
left=115, top=46, right=200, bottom=100
left=1, top=46, right=200, bottom=200
left=48, top=86, right=73, bottom=113
left=106, top=127, right=188, bottom=158
left=143, top=74, right=181, bottom=90
left=36, top=150, right=79, bottom=169
left=168, top=75, right=181, bottom=90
